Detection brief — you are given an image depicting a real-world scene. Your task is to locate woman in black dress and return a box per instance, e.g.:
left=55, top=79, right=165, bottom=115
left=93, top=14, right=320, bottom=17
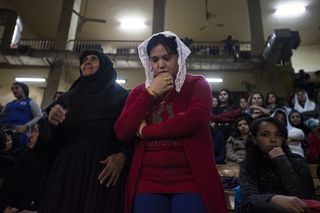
left=40, top=50, right=132, bottom=213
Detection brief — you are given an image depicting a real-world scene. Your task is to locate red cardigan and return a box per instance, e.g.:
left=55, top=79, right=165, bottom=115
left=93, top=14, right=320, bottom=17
left=307, top=129, right=320, bottom=163
left=115, top=74, right=227, bottom=213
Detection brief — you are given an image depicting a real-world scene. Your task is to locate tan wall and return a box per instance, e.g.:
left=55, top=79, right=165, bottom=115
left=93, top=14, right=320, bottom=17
left=0, top=67, right=49, bottom=106
left=116, top=68, right=256, bottom=92
left=292, top=44, right=320, bottom=73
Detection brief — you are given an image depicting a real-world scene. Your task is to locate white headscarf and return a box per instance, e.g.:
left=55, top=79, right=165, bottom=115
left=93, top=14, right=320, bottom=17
left=294, top=90, right=316, bottom=112
left=137, top=31, right=191, bottom=92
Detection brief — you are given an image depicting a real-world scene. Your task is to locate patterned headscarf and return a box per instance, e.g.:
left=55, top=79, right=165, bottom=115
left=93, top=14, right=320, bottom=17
left=137, top=31, right=191, bottom=92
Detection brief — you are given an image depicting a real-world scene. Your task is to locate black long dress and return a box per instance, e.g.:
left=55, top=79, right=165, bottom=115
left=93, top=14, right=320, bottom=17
left=40, top=50, right=132, bottom=213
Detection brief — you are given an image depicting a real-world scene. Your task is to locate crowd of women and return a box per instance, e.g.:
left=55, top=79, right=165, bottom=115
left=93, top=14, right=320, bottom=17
left=0, top=31, right=320, bottom=213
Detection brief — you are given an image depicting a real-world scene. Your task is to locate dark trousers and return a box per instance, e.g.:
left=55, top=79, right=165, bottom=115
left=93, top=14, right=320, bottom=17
left=133, top=193, right=206, bottom=213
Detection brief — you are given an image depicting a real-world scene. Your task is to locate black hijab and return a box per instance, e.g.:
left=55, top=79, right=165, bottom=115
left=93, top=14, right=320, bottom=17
left=57, top=49, right=128, bottom=122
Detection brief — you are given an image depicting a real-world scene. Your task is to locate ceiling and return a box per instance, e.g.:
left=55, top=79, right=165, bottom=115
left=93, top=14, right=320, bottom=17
left=3, top=0, right=320, bottom=45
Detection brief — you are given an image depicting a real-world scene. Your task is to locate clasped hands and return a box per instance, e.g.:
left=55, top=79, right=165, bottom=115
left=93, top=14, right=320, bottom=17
left=148, top=73, right=174, bottom=97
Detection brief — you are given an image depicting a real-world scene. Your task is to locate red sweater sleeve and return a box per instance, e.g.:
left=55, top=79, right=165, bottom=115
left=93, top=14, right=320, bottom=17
left=114, top=84, right=154, bottom=141
left=142, top=77, right=212, bottom=139
left=307, top=133, right=320, bottom=163
left=211, top=106, right=241, bottom=123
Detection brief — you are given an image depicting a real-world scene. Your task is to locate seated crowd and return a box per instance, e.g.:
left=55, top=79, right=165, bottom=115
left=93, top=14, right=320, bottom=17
left=1, top=40, right=320, bottom=212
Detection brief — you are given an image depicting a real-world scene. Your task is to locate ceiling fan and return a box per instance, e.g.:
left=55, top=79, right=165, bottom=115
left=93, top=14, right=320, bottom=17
left=71, top=0, right=106, bottom=32
left=199, top=0, right=224, bottom=31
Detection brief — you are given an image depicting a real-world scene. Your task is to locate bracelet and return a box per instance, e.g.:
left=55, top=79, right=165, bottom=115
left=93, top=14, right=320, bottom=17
left=146, top=86, right=158, bottom=97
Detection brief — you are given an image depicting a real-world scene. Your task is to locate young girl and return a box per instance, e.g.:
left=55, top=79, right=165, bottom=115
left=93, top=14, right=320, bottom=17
left=226, top=116, right=250, bottom=164
left=240, top=117, right=314, bottom=213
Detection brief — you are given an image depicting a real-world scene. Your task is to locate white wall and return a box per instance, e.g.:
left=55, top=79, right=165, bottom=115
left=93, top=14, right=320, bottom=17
left=292, top=44, right=320, bottom=73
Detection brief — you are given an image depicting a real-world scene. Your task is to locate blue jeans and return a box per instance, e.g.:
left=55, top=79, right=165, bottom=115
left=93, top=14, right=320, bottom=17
left=133, top=193, right=206, bottom=213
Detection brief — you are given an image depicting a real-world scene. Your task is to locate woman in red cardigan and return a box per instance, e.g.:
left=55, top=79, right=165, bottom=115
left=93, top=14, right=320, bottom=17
left=114, top=31, right=227, bottom=213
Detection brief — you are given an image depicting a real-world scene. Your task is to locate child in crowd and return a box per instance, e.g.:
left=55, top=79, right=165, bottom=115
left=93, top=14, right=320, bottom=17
left=226, top=116, right=250, bottom=164
left=239, top=97, right=250, bottom=118
left=240, top=117, right=314, bottom=213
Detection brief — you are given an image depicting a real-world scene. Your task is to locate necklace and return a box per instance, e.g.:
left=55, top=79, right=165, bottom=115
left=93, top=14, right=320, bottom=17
left=160, top=90, right=172, bottom=109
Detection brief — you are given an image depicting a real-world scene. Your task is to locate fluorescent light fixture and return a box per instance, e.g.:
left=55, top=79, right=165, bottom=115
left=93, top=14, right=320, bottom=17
left=275, top=3, right=306, bottom=17
left=206, top=78, right=223, bottom=83
left=120, top=18, right=146, bottom=30
left=116, top=79, right=126, bottom=84
left=15, top=77, right=46, bottom=82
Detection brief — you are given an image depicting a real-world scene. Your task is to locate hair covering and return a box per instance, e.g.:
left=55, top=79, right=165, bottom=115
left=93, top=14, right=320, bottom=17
left=272, top=108, right=305, bottom=157
left=55, top=49, right=128, bottom=121
left=294, top=90, right=316, bottom=112
left=271, top=108, right=293, bottom=130
left=13, top=81, right=29, bottom=97
left=137, top=31, right=191, bottom=92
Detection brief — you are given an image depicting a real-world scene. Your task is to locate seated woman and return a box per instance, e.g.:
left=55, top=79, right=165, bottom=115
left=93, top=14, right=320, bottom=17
left=248, top=92, right=270, bottom=120
left=226, top=116, right=250, bottom=164
left=240, top=117, right=315, bottom=213
left=0, top=119, right=52, bottom=213
left=289, top=109, right=310, bottom=136
left=266, top=92, right=281, bottom=114
left=293, top=89, right=320, bottom=129
left=239, top=97, right=250, bottom=118
left=272, top=109, right=306, bottom=158
left=211, top=89, right=241, bottom=144
left=115, top=31, right=227, bottom=213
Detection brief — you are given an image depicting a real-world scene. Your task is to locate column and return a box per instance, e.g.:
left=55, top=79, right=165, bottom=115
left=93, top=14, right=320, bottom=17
left=152, top=0, right=165, bottom=34
left=247, top=0, right=265, bottom=56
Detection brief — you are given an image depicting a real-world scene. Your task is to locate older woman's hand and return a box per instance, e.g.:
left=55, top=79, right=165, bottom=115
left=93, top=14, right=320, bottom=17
left=98, top=152, right=126, bottom=187
left=150, top=72, right=175, bottom=96
left=48, top=104, right=67, bottom=126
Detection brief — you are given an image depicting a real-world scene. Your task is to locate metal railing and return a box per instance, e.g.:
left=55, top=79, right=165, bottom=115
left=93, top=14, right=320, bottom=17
left=19, top=39, right=55, bottom=50
left=15, top=39, right=251, bottom=57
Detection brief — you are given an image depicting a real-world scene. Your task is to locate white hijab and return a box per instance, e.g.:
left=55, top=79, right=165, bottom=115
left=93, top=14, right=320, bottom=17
left=137, top=31, right=191, bottom=92
left=294, top=90, right=315, bottom=112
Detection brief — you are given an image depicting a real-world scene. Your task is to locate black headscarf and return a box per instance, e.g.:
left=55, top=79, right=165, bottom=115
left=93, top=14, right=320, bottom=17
left=57, top=49, right=128, bottom=122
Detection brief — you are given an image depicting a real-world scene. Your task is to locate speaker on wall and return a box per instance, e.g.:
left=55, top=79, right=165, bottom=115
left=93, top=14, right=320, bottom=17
left=262, top=29, right=300, bottom=65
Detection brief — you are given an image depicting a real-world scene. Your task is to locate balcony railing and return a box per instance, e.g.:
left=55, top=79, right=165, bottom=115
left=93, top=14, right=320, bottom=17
left=15, top=39, right=251, bottom=57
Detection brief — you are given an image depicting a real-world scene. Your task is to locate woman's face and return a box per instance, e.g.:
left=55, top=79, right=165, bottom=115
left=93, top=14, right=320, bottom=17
left=239, top=98, right=248, bottom=109
left=252, top=121, right=283, bottom=154
left=80, top=54, right=100, bottom=77
left=290, top=112, right=301, bottom=126
left=11, top=84, right=25, bottom=99
left=297, top=91, right=306, bottom=103
left=251, top=94, right=263, bottom=106
left=275, top=112, right=286, bottom=125
left=267, top=94, right=276, bottom=104
left=219, top=90, right=229, bottom=103
left=149, top=44, right=179, bottom=79
left=28, top=124, right=39, bottom=148
left=237, top=119, right=250, bottom=135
